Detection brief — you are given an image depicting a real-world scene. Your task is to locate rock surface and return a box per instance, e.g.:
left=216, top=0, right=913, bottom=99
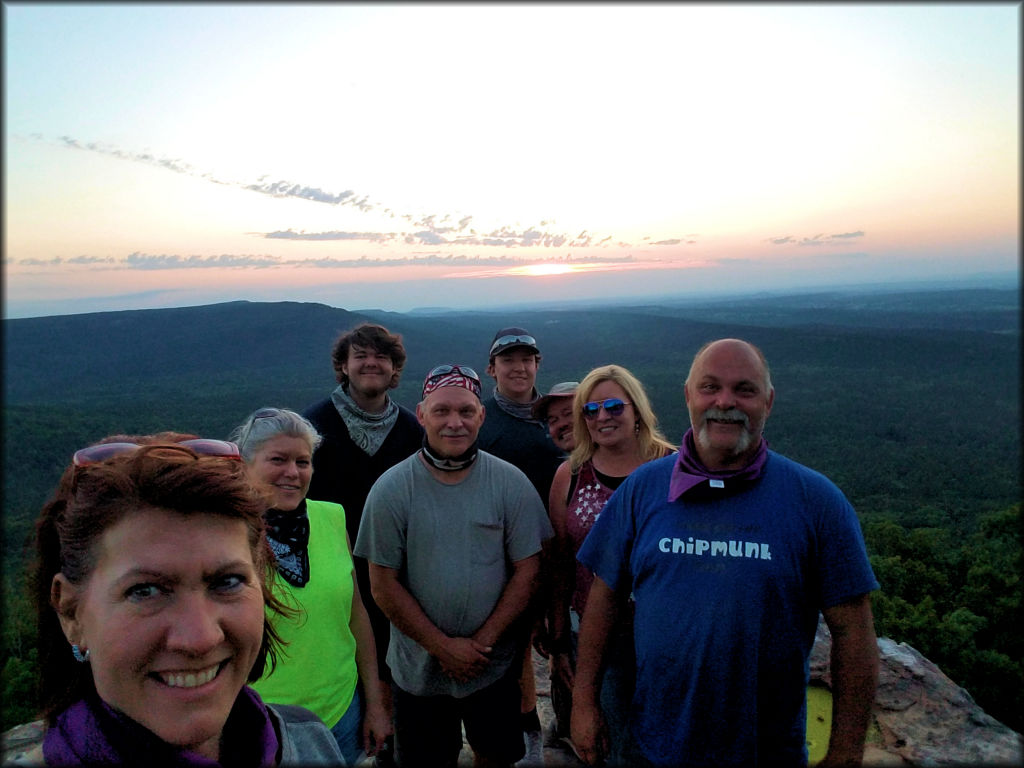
left=809, top=618, right=1022, bottom=767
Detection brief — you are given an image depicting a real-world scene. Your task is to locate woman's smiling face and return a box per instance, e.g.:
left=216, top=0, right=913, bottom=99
left=584, top=380, right=637, bottom=449
left=52, top=507, right=265, bottom=761
left=246, top=434, right=313, bottom=511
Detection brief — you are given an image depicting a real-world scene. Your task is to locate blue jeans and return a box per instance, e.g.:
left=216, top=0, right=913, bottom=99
left=571, top=608, right=636, bottom=766
left=330, top=685, right=366, bottom=767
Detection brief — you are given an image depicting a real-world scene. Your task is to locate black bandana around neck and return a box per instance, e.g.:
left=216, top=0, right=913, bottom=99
left=265, top=499, right=310, bottom=587
left=420, top=434, right=479, bottom=472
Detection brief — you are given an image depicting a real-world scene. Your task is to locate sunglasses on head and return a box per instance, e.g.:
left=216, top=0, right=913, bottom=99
left=582, top=398, right=632, bottom=420
left=72, top=438, right=241, bottom=467
left=489, top=334, right=537, bottom=357
left=426, top=364, right=480, bottom=383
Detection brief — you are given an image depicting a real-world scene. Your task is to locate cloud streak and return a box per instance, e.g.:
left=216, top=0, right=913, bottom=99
left=265, top=230, right=395, bottom=242
left=767, top=231, right=866, bottom=247
left=245, top=179, right=373, bottom=211
left=10, top=251, right=637, bottom=272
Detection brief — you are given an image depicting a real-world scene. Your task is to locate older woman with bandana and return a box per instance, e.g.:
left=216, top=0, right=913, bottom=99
left=230, top=408, right=392, bottom=766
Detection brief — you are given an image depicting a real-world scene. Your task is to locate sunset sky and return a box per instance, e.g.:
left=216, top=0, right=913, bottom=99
left=3, top=3, right=1019, bottom=319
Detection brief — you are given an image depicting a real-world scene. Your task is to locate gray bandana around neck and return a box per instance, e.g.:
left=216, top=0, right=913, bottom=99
left=491, top=386, right=543, bottom=423
left=331, top=384, right=399, bottom=456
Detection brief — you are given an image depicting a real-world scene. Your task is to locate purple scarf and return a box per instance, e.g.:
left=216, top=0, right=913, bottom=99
left=43, top=686, right=279, bottom=767
left=668, top=427, right=769, bottom=501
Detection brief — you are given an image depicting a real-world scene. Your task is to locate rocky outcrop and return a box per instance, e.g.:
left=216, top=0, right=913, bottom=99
left=810, top=619, right=1022, bottom=766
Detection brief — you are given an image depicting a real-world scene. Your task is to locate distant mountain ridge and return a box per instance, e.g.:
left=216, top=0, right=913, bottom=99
left=4, top=288, right=1018, bottom=496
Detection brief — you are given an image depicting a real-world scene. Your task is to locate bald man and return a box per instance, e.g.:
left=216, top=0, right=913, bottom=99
left=571, top=339, right=879, bottom=768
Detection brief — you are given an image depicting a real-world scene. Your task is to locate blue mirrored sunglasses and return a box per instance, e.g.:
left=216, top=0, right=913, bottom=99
left=582, top=398, right=632, bottom=420
left=72, top=438, right=241, bottom=467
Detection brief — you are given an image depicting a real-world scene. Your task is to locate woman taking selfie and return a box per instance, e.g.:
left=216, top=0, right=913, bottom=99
left=28, top=433, right=343, bottom=765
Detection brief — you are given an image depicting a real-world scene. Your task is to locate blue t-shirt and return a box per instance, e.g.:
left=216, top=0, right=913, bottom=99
left=577, top=451, right=879, bottom=767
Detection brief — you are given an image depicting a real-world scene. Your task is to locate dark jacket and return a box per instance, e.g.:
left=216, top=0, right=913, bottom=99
left=477, top=396, right=564, bottom=511
left=303, top=396, right=424, bottom=544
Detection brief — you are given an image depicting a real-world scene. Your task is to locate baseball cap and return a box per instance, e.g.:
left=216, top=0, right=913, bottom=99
left=531, top=381, right=579, bottom=419
left=489, top=327, right=540, bottom=359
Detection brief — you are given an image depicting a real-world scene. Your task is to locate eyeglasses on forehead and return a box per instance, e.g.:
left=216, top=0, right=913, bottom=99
left=72, top=438, right=241, bottom=467
left=489, top=334, right=537, bottom=356
left=426, top=364, right=480, bottom=382
left=582, top=398, right=632, bottom=419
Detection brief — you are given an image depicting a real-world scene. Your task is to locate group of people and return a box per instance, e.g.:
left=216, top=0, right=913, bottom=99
left=21, top=321, right=881, bottom=768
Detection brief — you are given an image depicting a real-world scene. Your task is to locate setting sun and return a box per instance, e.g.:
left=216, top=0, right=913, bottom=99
left=514, top=263, right=576, bottom=277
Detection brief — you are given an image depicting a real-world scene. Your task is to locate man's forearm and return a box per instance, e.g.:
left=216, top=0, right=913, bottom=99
left=369, top=563, right=450, bottom=657
left=823, top=596, right=879, bottom=765
left=473, top=554, right=541, bottom=648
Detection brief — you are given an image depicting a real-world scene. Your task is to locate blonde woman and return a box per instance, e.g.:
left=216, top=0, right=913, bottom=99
left=547, top=365, right=675, bottom=764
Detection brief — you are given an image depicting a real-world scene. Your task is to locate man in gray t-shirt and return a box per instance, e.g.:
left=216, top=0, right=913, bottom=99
left=355, top=363, right=553, bottom=768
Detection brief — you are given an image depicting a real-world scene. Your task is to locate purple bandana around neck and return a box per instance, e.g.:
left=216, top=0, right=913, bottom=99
left=44, top=686, right=279, bottom=767
left=667, top=427, right=769, bottom=502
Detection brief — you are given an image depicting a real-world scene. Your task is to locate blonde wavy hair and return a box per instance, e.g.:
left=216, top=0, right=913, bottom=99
left=569, top=364, right=676, bottom=472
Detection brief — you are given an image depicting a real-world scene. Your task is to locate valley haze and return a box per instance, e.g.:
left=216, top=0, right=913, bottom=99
left=4, top=270, right=1018, bottom=321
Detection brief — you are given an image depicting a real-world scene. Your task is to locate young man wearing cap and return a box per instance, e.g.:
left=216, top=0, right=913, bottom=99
left=478, top=328, right=566, bottom=506
left=355, top=364, right=553, bottom=768
left=478, top=328, right=567, bottom=764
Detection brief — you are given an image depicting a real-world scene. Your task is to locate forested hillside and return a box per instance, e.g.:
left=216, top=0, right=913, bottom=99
left=2, top=287, right=1020, bottom=732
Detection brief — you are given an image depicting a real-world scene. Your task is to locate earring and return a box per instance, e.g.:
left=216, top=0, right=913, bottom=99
left=71, top=644, right=90, bottom=663
left=635, top=421, right=641, bottom=435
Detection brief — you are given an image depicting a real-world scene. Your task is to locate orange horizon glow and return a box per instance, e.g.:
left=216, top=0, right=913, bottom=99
left=512, top=263, right=578, bottom=277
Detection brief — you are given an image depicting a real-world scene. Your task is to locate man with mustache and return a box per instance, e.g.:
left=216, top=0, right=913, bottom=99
left=571, top=338, right=879, bottom=768
left=355, top=364, right=553, bottom=768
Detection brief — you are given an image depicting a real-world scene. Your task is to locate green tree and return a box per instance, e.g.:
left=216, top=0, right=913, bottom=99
left=1, top=651, right=40, bottom=732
